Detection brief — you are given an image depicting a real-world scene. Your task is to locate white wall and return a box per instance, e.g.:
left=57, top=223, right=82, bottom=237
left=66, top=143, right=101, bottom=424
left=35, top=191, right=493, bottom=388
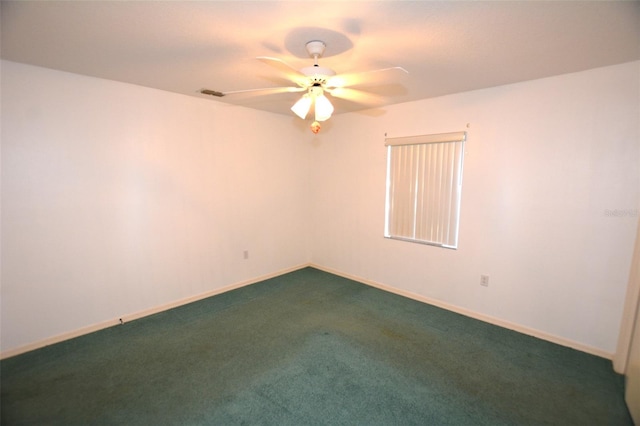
left=1, top=61, right=311, bottom=354
left=2, top=60, right=638, bottom=359
left=309, top=61, right=640, bottom=356
left=620, top=219, right=640, bottom=418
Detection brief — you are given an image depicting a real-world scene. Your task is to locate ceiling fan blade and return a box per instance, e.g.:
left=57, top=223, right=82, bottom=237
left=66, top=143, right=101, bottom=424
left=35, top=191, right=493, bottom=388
left=257, top=57, right=308, bottom=87
left=326, top=87, right=387, bottom=106
left=201, top=86, right=305, bottom=98
left=326, top=67, right=408, bottom=89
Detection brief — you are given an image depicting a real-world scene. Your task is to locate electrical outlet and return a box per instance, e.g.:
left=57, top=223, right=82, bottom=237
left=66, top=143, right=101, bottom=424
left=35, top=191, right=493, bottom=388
left=480, top=275, right=489, bottom=287
left=243, top=250, right=249, bottom=260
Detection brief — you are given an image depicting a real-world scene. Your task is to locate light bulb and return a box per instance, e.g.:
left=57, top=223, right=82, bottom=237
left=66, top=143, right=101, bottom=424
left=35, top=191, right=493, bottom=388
left=291, top=94, right=312, bottom=119
left=314, top=94, right=334, bottom=122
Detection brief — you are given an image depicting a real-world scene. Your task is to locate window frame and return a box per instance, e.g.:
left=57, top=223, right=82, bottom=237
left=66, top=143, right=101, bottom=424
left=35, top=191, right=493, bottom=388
left=384, top=131, right=466, bottom=249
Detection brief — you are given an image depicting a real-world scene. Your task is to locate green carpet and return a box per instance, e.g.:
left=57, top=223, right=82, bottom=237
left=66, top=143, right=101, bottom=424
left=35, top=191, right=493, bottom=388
left=1, top=267, right=633, bottom=425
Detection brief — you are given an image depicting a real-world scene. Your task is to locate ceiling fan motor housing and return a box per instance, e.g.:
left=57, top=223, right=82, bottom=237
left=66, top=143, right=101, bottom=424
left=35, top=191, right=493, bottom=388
left=301, top=65, right=336, bottom=84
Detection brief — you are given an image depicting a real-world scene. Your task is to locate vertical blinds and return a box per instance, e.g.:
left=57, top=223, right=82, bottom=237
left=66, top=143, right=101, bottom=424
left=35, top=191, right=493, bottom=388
left=385, top=132, right=466, bottom=248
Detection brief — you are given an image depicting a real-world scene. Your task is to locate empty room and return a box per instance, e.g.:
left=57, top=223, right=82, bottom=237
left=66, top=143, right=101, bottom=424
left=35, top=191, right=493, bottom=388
left=1, top=1, right=639, bottom=424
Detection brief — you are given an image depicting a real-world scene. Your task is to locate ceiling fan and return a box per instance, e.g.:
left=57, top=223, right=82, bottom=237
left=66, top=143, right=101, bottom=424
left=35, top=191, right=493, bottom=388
left=201, top=40, right=408, bottom=133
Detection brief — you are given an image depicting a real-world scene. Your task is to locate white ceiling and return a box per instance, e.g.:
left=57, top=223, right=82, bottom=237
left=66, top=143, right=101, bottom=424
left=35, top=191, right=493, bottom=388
left=2, top=1, right=639, bottom=117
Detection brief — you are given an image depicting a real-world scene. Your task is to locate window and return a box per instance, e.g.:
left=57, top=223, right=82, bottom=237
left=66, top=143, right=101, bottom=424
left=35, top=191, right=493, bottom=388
left=384, top=131, right=466, bottom=249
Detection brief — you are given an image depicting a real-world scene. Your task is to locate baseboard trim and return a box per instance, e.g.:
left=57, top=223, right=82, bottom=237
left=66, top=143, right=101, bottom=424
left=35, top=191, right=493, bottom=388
left=310, top=263, right=613, bottom=360
left=0, top=263, right=310, bottom=360
left=3, top=263, right=612, bottom=361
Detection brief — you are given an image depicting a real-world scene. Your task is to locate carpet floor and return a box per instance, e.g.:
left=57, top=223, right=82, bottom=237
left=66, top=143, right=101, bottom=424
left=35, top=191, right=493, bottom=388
left=0, top=267, right=633, bottom=425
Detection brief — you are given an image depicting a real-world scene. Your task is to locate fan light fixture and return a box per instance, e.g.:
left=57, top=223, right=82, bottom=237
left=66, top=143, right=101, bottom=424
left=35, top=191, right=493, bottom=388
left=200, top=40, right=407, bottom=133
left=290, top=41, right=336, bottom=125
left=201, top=39, right=408, bottom=134
left=291, top=86, right=334, bottom=122
left=291, top=94, right=312, bottom=119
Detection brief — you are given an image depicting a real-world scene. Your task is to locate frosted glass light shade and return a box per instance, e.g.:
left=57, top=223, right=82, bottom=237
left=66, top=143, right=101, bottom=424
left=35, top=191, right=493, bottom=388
left=314, top=94, right=334, bottom=122
left=291, top=94, right=312, bottom=119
